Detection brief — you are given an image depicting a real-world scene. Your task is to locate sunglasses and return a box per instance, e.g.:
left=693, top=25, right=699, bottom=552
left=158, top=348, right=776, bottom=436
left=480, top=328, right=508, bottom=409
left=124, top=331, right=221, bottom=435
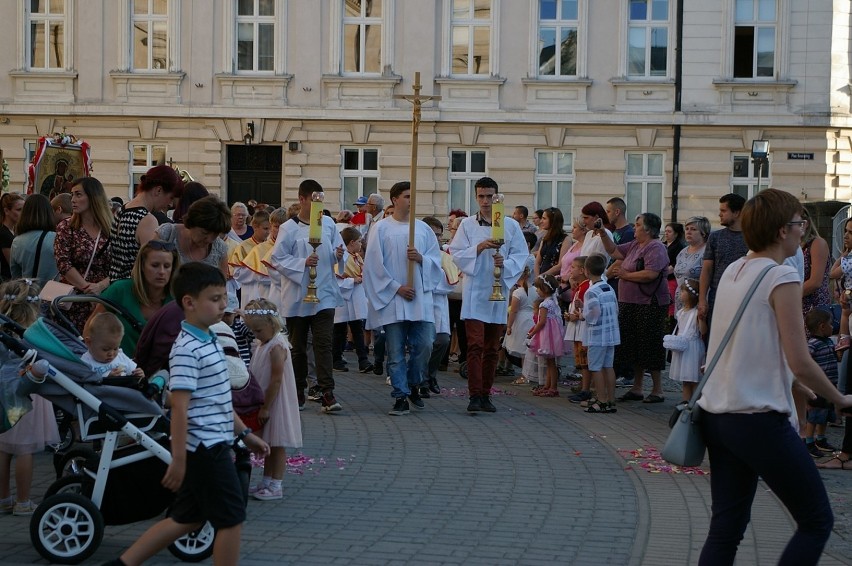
left=147, top=240, right=176, bottom=252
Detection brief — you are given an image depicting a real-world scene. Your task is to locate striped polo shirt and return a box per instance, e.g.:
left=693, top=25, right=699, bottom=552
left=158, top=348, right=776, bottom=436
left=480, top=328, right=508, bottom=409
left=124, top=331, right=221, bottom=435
left=168, top=321, right=234, bottom=451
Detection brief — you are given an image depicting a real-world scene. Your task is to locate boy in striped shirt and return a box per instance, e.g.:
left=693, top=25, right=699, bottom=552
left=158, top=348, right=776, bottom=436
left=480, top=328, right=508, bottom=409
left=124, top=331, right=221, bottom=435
left=105, top=263, right=269, bottom=566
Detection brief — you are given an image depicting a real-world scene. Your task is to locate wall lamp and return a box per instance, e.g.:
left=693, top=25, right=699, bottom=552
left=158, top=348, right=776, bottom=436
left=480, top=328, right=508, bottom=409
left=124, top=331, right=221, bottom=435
left=243, top=121, right=255, bottom=145
left=751, top=139, right=769, bottom=192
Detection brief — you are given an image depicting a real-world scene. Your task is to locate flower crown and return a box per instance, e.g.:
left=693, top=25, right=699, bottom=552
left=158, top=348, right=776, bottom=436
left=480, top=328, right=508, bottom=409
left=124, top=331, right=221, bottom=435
left=684, top=280, right=699, bottom=297
left=537, top=275, right=555, bottom=292
left=2, top=295, right=39, bottom=303
left=244, top=308, right=278, bottom=316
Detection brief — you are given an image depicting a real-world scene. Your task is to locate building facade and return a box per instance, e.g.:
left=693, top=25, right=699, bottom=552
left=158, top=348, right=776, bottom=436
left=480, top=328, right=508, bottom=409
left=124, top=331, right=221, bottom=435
left=0, top=0, right=850, bottom=223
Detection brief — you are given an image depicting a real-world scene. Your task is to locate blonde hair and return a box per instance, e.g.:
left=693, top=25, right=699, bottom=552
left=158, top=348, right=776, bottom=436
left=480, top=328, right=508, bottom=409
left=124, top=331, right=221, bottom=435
left=243, top=298, right=288, bottom=344
left=84, top=311, right=124, bottom=342
left=0, top=279, right=41, bottom=328
left=131, top=241, right=180, bottom=307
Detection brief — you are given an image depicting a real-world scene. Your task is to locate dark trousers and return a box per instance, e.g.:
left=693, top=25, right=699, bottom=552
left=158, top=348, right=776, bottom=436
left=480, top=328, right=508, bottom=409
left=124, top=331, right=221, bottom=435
left=287, top=309, right=335, bottom=396
left=464, top=320, right=506, bottom=397
left=444, top=299, right=467, bottom=366
left=426, top=332, right=451, bottom=385
left=372, top=327, right=386, bottom=367
left=699, top=411, right=833, bottom=565
left=332, top=319, right=369, bottom=366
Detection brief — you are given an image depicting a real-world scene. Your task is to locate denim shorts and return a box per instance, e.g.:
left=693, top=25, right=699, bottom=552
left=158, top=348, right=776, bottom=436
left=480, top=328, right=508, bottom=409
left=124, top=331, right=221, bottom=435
left=586, top=345, right=615, bottom=372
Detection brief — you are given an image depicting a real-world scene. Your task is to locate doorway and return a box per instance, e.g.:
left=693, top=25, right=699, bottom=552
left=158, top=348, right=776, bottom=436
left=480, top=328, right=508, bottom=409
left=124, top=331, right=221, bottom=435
left=226, top=145, right=283, bottom=207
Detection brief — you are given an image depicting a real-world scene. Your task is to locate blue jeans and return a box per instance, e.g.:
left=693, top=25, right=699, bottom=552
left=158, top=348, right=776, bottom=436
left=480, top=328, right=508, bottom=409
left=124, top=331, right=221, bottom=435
left=384, top=321, right=435, bottom=399
left=699, top=411, right=833, bottom=566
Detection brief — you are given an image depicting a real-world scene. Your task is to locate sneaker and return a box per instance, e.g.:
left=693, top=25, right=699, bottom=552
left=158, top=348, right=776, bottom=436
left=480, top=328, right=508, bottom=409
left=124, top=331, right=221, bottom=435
left=359, top=363, right=374, bottom=374
left=815, top=438, right=838, bottom=452
left=418, top=386, right=431, bottom=399
left=480, top=395, right=497, bottom=413
left=307, top=385, right=322, bottom=401
left=298, top=403, right=305, bottom=411
left=252, top=487, right=283, bottom=501
left=467, top=396, right=482, bottom=412
left=806, top=442, right=824, bottom=458
left=321, top=392, right=342, bottom=413
left=373, top=362, right=384, bottom=376
left=568, top=391, right=592, bottom=404
left=389, top=398, right=410, bottom=416
left=333, top=361, right=349, bottom=372
left=408, top=390, right=425, bottom=409
left=0, top=496, right=14, bottom=514
left=12, top=500, right=37, bottom=516
left=615, top=377, right=634, bottom=387
left=428, top=383, right=441, bottom=395
left=248, top=483, right=266, bottom=495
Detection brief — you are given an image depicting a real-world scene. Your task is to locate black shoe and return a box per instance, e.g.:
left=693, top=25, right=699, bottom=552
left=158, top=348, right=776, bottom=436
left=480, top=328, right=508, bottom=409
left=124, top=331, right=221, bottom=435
left=806, top=442, right=823, bottom=458
left=409, top=390, right=425, bottom=409
left=418, top=386, right=431, bottom=399
left=307, top=385, right=322, bottom=401
left=359, top=363, right=374, bottom=374
left=480, top=395, right=497, bottom=413
left=815, top=438, right=838, bottom=452
left=333, top=361, right=349, bottom=372
left=389, top=398, right=410, bottom=416
left=428, top=382, right=441, bottom=395
left=467, top=396, right=482, bottom=412
left=373, top=362, right=383, bottom=376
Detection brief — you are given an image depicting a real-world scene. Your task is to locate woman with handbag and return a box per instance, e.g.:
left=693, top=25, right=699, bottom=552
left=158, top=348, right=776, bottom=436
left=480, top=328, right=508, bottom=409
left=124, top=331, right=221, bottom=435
left=10, top=194, right=58, bottom=284
left=696, top=189, right=852, bottom=565
left=595, top=212, right=670, bottom=403
left=53, top=177, right=113, bottom=333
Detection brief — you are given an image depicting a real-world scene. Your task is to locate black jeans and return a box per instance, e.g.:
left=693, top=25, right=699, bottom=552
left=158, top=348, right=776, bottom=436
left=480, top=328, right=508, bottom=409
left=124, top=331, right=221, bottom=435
left=699, top=411, right=833, bottom=565
left=287, top=309, right=335, bottom=396
left=333, top=319, right=369, bottom=367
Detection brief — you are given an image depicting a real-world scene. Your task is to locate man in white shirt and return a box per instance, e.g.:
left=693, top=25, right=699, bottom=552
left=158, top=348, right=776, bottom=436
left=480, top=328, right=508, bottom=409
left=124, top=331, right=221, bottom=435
left=449, top=177, right=529, bottom=413
left=363, top=182, right=443, bottom=416
left=268, top=179, right=344, bottom=413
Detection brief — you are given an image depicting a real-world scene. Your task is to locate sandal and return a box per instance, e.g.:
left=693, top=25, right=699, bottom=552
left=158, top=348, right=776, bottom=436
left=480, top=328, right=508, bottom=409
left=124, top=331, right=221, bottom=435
left=541, top=389, right=560, bottom=397
left=817, top=455, right=851, bottom=470
left=607, top=402, right=617, bottom=413
left=580, top=397, right=599, bottom=408
left=643, top=394, right=665, bottom=403
left=511, top=377, right=529, bottom=386
left=619, top=391, right=644, bottom=402
left=585, top=401, right=608, bottom=413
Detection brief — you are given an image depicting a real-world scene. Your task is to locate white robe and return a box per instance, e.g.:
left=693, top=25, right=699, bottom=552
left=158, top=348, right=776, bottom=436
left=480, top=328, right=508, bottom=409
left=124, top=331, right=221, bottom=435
left=334, top=251, right=368, bottom=323
left=433, top=252, right=459, bottom=335
left=267, top=215, right=344, bottom=317
left=363, top=217, right=443, bottom=329
left=448, top=215, right=528, bottom=325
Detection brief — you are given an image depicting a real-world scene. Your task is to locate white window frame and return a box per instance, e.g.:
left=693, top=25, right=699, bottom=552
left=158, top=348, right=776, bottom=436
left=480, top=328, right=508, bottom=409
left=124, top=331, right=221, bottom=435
left=449, top=149, right=487, bottom=215
left=121, top=0, right=180, bottom=72
left=730, top=153, right=771, bottom=200
left=533, top=0, right=584, bottom=79
left=732, top=0, right=777, bottom=79
left=721, top=0, right=787, bottom=80
left=534, top=150, right=575, bottom=213
left=624, top=152, right=665, bottom=220
left=129, top=143, right=167, bottom=200
left=23, top=0, right=74, bottom=71
left=222, top=0, right=287, bottom=74
left=334, top=0, right=386, bottom=76
left=443, top=0, right=500, bottom=77
left=624, top=0, right=673, bottom=79
left=340, top=147, right=380, bottom=210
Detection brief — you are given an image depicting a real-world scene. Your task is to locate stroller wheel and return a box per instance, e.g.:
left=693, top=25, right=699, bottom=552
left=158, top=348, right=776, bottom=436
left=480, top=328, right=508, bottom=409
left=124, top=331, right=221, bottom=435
left=30, top=493, right=104, bottom=565
left=168, top=521, right=216, bottom=562
left=54, top=446, right=98, bottom=479
left=44, top=475, right=95, bottom=499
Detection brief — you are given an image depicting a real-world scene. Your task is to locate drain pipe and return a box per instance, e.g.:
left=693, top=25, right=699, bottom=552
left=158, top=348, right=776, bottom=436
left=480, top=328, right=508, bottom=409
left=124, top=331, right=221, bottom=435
left=671, top=0, right=684, bottom=222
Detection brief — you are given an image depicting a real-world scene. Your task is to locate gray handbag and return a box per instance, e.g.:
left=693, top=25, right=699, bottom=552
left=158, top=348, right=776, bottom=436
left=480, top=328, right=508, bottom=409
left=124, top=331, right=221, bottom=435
left=661, top=263, right=775, bottom=467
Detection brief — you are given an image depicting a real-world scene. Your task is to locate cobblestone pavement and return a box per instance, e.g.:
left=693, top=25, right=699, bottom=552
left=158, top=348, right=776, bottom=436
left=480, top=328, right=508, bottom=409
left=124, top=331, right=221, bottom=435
left=0, top=356, right=849, bottom=565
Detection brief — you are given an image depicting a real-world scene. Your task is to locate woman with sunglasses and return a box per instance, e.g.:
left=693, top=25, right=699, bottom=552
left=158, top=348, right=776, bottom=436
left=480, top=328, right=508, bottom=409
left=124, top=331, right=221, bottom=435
left=87, top=239, right=180, bottom=357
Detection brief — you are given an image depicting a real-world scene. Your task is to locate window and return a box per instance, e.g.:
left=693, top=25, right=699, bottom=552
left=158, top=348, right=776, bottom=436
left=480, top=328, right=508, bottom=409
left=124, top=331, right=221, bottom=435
left=535, top=151, right=574, bottom=213
left=130, top=144, right=167, bottom=198
left=733, top=0, right=776, bottom=78
left=449, top=150, right=487, bottom=214
left=28, top=0, right=67, bottom=69
left=450, top=0, right=492, bottom=76
left=341, top=148, right=379, bottom=209
left=236, top=0, right=275, bottom=72
left=627, top=0, right=668, bottom=77
left=537, top=0, right=578, bottom=77
left=731, top=154, right=770, bottom=199
left=625, top=153, right=664, bottom=220
left=132, top=0, right=169, bottom=70
left=342, top=0, right=382, bottom=74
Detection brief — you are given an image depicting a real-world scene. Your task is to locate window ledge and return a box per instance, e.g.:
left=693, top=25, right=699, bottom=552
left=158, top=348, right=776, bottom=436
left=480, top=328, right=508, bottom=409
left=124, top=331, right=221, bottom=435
left=322, top=75, right=402, bottom=109
left=110, top=71, right=186, bottom=104
left=712, top=79, right=798, bottom=111
left=610, top=78, right=676, bottom=110
left=520, top=77, right=592, bottom=110
left=435, top=76, right=506, bottom=110
left=8, top=70, right=78, bottom=103
left=610, top=78, right=675, bottom=86
left=215, top=74, right=293, bottom=105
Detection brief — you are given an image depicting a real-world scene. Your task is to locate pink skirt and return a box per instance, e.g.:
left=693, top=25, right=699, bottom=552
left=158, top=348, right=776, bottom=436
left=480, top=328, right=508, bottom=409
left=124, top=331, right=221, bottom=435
left=529, top=319, right=568, bottom=359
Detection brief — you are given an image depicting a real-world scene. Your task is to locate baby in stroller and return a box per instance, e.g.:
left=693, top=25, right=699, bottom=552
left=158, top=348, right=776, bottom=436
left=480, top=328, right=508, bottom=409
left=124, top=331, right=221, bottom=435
left=82, top=312, right=144, bottom=379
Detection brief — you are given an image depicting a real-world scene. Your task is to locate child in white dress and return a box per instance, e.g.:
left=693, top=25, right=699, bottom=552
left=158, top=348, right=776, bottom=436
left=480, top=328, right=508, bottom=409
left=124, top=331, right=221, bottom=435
left=504, top=267, right=535, bottom=384
left=668, top=278, right=706, bottom=402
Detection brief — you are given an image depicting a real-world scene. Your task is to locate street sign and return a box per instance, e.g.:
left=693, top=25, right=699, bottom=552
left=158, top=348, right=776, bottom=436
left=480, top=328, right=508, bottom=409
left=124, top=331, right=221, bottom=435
left=787, top=152, right=814, bottom=160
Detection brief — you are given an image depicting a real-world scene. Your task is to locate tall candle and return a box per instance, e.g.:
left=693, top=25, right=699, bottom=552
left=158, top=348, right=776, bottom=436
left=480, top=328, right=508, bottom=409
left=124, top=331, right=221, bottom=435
left=309, top=192, right=324, bottom=241
left=491, top=193, right=505, bottom=242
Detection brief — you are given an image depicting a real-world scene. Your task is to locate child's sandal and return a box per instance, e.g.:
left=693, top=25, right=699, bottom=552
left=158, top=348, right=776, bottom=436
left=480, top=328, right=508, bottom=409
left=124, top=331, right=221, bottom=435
left=585, top=401, right=608, bottom=413
left=580, top=397, right=598, bottom=408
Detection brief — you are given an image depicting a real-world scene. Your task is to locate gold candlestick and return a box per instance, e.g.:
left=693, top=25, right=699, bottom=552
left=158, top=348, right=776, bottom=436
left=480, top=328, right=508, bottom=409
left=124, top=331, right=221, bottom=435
left=489, top=193, right=505, bottom=302
left=303, top=191, right=324, bottom=303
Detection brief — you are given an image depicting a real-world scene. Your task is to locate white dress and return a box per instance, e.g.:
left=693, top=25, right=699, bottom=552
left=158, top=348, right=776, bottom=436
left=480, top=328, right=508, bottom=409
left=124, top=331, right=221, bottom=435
left=668, top=307, right=705, bottom=383
left=503, top=286, right=534, bottom=357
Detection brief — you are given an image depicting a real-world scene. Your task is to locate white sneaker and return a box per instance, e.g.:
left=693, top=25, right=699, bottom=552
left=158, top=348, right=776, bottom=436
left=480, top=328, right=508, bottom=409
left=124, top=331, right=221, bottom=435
left=0, top=496, right=14, bottom=514
left=13, top=500, right=37, bottom=516
left=252, top=487, right=283, bottom=501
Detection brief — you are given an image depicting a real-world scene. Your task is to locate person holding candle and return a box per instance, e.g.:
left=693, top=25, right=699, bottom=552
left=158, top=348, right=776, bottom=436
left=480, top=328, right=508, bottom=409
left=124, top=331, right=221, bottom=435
left=268, top=180, right=345, bottom=413
left=363, top=181, right=443, bottom=415
left=448, top=177, right=529, bottom=413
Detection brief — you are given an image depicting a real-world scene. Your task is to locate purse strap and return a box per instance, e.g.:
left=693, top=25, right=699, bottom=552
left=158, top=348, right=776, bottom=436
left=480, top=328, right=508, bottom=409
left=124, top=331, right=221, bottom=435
left=31, top=230, right=49, bottom=278
left=686, top=262, right=775, bottom=409
left=82, top=230, right=101, bottom=282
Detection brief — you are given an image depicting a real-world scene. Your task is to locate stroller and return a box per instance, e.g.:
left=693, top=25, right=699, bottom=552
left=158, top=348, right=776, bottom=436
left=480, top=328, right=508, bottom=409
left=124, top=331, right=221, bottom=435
left=0, top=310, right=249, bottom=564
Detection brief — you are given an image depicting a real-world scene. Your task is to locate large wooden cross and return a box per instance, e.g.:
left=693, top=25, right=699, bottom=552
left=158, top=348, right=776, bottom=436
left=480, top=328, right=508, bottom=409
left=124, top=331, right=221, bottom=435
left=394, top=72, right=440, bottom=286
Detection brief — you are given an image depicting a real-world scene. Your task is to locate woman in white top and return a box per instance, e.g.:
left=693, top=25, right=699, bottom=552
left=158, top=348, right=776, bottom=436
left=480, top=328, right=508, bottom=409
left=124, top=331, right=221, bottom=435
left=578, top=201, right=612, bottom=261
left=696, top=189, right=852, bottom=565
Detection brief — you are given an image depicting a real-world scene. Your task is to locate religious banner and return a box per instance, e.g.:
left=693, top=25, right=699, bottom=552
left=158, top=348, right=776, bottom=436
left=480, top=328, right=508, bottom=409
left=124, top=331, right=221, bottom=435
left=27, top=132, right=92, bottom=197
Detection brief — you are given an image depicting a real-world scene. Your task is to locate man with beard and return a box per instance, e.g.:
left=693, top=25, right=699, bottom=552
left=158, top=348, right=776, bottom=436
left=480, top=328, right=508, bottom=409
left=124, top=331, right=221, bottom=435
left=698, top=193, right=748, bottom=326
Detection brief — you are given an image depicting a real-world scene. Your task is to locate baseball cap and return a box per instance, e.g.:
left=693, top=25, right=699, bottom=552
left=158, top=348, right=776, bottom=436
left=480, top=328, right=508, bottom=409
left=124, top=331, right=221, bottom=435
left=353, top=196, right=369, bottom=206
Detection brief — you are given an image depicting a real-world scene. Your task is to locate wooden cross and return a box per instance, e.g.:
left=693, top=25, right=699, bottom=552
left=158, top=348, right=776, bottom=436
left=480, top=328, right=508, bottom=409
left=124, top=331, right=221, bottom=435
left=393, top=72, right=441, bottom=286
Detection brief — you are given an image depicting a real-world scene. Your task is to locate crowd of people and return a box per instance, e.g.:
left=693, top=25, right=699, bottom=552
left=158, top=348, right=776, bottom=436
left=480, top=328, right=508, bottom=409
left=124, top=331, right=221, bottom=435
left=0, top=165, right=851, bottom=564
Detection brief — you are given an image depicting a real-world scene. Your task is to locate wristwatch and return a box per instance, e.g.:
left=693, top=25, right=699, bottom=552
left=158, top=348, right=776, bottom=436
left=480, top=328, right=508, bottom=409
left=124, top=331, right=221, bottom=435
left=237, top=428, right=252, bottom=442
